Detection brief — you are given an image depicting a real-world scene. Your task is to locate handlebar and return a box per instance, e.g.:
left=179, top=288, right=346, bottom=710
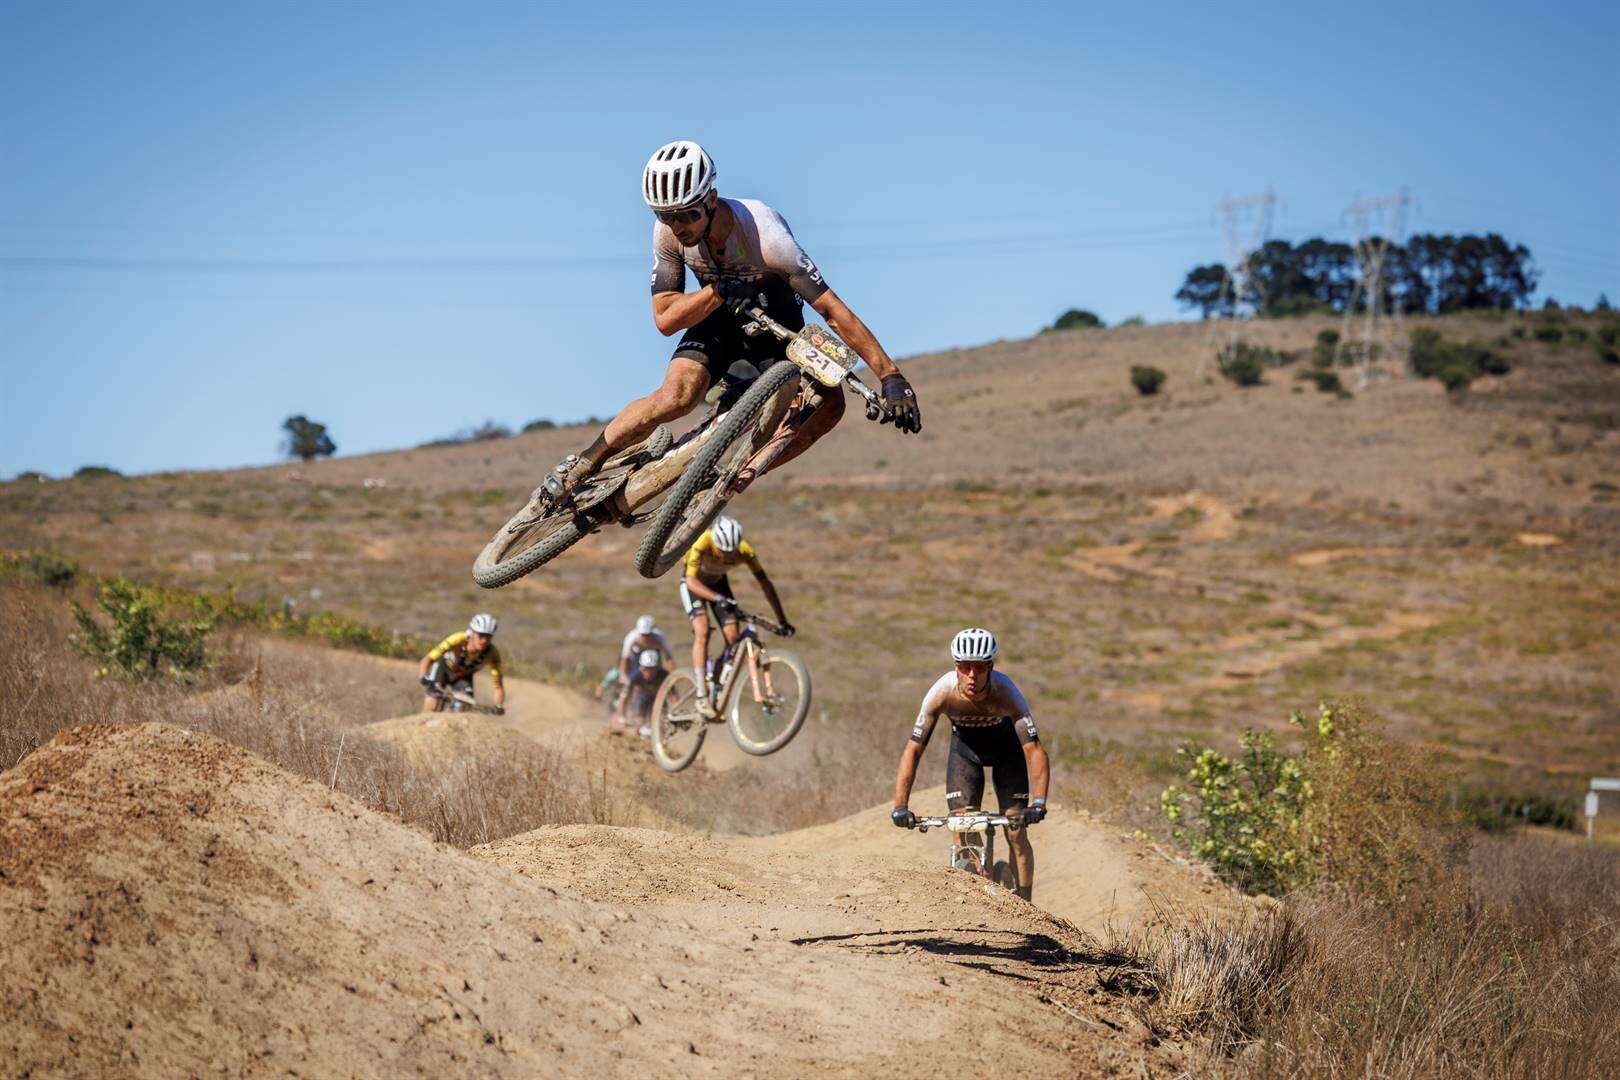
left=734, top=304, right=894, bottom=425
left=911, top=813, right=1025, bottom=833
left=729, top=608, right=789, bottom=637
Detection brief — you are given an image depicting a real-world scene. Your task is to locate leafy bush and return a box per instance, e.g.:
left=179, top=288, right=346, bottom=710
left=1457, top=787, right=1578, bottom=832
left=1130, top=365, right=1166, bottom=396
left=0, top=550, right=79, bottom=588
left=12, top=471, right=47, bottom=483
left=1045, top=308, right=1103, bottom=332
left=72, top=578, right=214, bottom=679
left=1118, top=315, right=1145, bottom=327
left=1299, top=369, right=1350, bottom=398
left=73, top=465, right=122, bottom=480
left=1533, top=325, right=1564, bottom=343
left=1215, top=342, right=1270, bottom=386
left=1163, top=702, right=1451, bottom=901
left=1598, top=324, right=1619, bottom=347
left=522, top=418, right=557, bottom=432
left=1598, top=348, right=1619, bottom=366
left=420, top=420, right=513, bottom=448
left=1409, top=328, right=1511, bottom=391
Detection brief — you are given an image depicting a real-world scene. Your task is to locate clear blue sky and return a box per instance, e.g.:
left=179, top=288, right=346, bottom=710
left=4, top=0, right=1616, bottom=477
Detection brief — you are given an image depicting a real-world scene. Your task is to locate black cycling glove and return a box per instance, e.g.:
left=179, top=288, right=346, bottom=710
left=419, top=673, right=435, bottom=686
left=777, top=620, right=796, bottom=638
left=717, top=279, right=763, bottom=316
left=1022, top=800, right=1047, bottom=825
left=891, top=806, right=917, bottom=829
left=881, top=374, right=922, bottom=434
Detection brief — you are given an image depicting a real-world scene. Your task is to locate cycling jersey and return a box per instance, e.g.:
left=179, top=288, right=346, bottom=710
left=911, top=671, right=1039, bottom=814
left=620, top=629, right=672, bottom=663
left=425, top=631, right=504, bottom=690
left=651, top=198, right=829, bottom=308
left=683, top=533, right=763, bottom=587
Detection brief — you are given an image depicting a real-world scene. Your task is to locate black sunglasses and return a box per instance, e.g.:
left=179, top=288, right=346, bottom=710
left=656, top=204, right=707, bottom=226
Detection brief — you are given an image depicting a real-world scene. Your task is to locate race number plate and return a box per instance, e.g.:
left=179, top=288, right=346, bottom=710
left=787, top=324, right=856, bottom=387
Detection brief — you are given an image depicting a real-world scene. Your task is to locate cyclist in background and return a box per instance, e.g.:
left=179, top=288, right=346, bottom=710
left=614, top=648, right=669, bottom=738
left=890, top=628, right=1049, bottom=901
left=419, top=613, right=506, bottom=715
left=680, top=515, right=792, bottom=718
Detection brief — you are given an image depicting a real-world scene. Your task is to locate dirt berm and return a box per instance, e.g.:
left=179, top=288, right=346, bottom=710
left=1, top=724, right=1202, bottom=1076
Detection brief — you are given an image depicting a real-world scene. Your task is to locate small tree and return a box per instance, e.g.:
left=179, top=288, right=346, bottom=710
left=73, top=465, right=122, bottom=479
left=1130, top=365, right=1167, bottom=396
left=1046, top=308, right=1104, bottom=332
left=72, top=578, right=214, bottom=679
left=282, top=415, right=337, bottom=461
left=1216, top=342, right=1267, bottom=386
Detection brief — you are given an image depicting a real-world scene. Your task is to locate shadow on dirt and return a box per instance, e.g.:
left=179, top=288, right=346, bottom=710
left=790, top=928, right=1152, bottom=991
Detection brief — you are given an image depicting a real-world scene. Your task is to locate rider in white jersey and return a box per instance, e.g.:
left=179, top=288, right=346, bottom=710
left=541, top=140, right=921, bottom=507
left=891, top=628, right=1050, bottom=901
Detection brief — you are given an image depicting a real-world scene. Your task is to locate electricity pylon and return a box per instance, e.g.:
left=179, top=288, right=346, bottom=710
left=1335, top=187, right=1417, bottom=390
left=1201, top=189, right=1279, bottom=378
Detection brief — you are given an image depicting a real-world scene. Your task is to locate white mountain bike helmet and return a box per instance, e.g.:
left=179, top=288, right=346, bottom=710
left=643, top=140, right=716, bottom=211
left=469, top=612, right=498, bottom=636
left=638, top=648, right=662, bottom=669
left=635, top=614, right=656, bottom=635
left=710, top=515, right=743, bottom=553
left=950, top=627, right=997, bottom=663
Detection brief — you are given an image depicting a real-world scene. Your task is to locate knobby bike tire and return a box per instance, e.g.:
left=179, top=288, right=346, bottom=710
left=650, top=669, right=708, bottom=773
left=726, top=650, right=812, bottom=756
left=633, top=363, right=800, bottom=580
left=471, top=426, right=672, bottom=589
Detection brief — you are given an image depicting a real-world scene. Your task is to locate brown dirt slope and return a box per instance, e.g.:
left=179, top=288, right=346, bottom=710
left=1, top=724, right=1195, bottom=1077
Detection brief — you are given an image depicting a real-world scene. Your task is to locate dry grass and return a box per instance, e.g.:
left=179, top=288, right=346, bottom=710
left=1116, top=836, right=1620, bottom=1077
left=0, top=578, right=614, bottom=846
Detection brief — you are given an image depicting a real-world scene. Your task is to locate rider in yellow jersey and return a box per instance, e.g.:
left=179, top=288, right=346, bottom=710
left=418, top=613, right=506, bottom=714
left=680, top=515, right=792, bottom=717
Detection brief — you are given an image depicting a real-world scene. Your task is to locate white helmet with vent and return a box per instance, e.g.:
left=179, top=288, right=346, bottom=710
left=642, top=140, right=716, bottom=211
left=950, top=627, right=997, bottom=663
left=635, top=614, right=656, bottom=636
left=469, top=612, right=498, bottom=636
left=710, top=515, right=742, bottom=553
left=638, top=649, right=662, bottom=669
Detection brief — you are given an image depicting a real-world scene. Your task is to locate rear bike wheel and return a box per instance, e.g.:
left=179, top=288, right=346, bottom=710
left=633, top=362, right=800, bottom=580
left=650, top=669, right=708, bottom=773
left=471, top=427, right=671, bottom=589
left=726, top=650, right=811, bottom=755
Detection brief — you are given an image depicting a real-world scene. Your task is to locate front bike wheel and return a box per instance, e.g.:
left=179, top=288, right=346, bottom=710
left=726, top=650, right=811, bottom=755
left=650, top=670, right=708, bottom=773
left=633, top=362, right=799, bottom=580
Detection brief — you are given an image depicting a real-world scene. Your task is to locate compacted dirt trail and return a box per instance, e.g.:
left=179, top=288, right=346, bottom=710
left=1, top=725, right=1203, bottom=1076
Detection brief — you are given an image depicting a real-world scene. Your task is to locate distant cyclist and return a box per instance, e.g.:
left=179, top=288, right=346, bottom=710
left=538, top=140, right=920, bottom=510
left=614, top=648, right=669, bottom=738
left=681, top=515, right=791, bottom=718
left=618, top=614, right=672, bottom=681
left=890, top=628, right=1049, bottom=901
left=419, top=613, right=506, bottom=715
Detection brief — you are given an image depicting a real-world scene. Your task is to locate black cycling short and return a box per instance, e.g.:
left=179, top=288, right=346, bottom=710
left=672, top=293, right=805, bottom=385
left=680, top=577, right=738, bottom=625
left=945, top=723, right=1030, bottom=813
left=426, top=661, right=473, bottom=695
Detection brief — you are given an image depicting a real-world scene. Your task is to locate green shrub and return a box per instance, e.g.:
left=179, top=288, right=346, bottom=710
left=522, top=418, right=557, bottom=432
left=1130, top=365, right=1166, bottom=396
left=1437, top=361, right=1476, bottom=393
left=1216, top=342, right=1270, bottom=386
left=1599, top=349, right=1620, bottom=366
left=1045, top=308, right=1104, bottom=332
left=1457, top=787, right=1578, bottom=832
left=1409, top=328, right=1510, bottom=388
left=11, top=471, right=47, bottom=483
left=1299, top=369, right=1350, bottom=397
left=1163, top=703, right=1450, bottom=901
left=72, top=578, right=214, bottom=679
left=1118, top=315, right=1146, bottom=327
left=1566, top=327, right=1589, bottom=343
left=1598, top=324, right=1619, bottom=347
left=1533, top=325, right=1564, bottom=343
left=0, top=550, right=79, bottom=588
left=1510, top=325, right=1527, bottom=339
left=73, top=465, right=122, bottom=480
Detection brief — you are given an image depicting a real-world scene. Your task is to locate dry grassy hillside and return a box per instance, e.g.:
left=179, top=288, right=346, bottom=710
left=4, top=311, right=1617, bottom=830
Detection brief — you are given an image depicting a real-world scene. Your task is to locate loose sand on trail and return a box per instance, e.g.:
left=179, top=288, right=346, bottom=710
left=2, top=725, right=1203, bottom=1076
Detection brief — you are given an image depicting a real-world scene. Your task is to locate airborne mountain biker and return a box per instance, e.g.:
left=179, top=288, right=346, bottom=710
left=681, top=515, right=791, bottom=718
left=891, top=628, right=1050, bottom=901
left=540, top=140, right=921, bottom=508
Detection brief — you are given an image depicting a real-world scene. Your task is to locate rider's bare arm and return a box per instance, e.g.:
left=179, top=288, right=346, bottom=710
left=893, top=739, right=925, bottom=809
left=652, top=287, right=723, bottom=336
left=810, top=290, right=901, bottom=381
left=752, top=568, right=788, bottom=625
left=1024, top=740, right=1050, bottom=803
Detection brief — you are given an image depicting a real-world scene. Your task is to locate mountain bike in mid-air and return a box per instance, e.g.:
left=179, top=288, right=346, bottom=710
left=647, top=608, right=811, bottom=773
left=472, top=307, right=893, bottom=588
left=423, top=684, right=505, bottom=716
left=906, top=811, right=1032, bottom=892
